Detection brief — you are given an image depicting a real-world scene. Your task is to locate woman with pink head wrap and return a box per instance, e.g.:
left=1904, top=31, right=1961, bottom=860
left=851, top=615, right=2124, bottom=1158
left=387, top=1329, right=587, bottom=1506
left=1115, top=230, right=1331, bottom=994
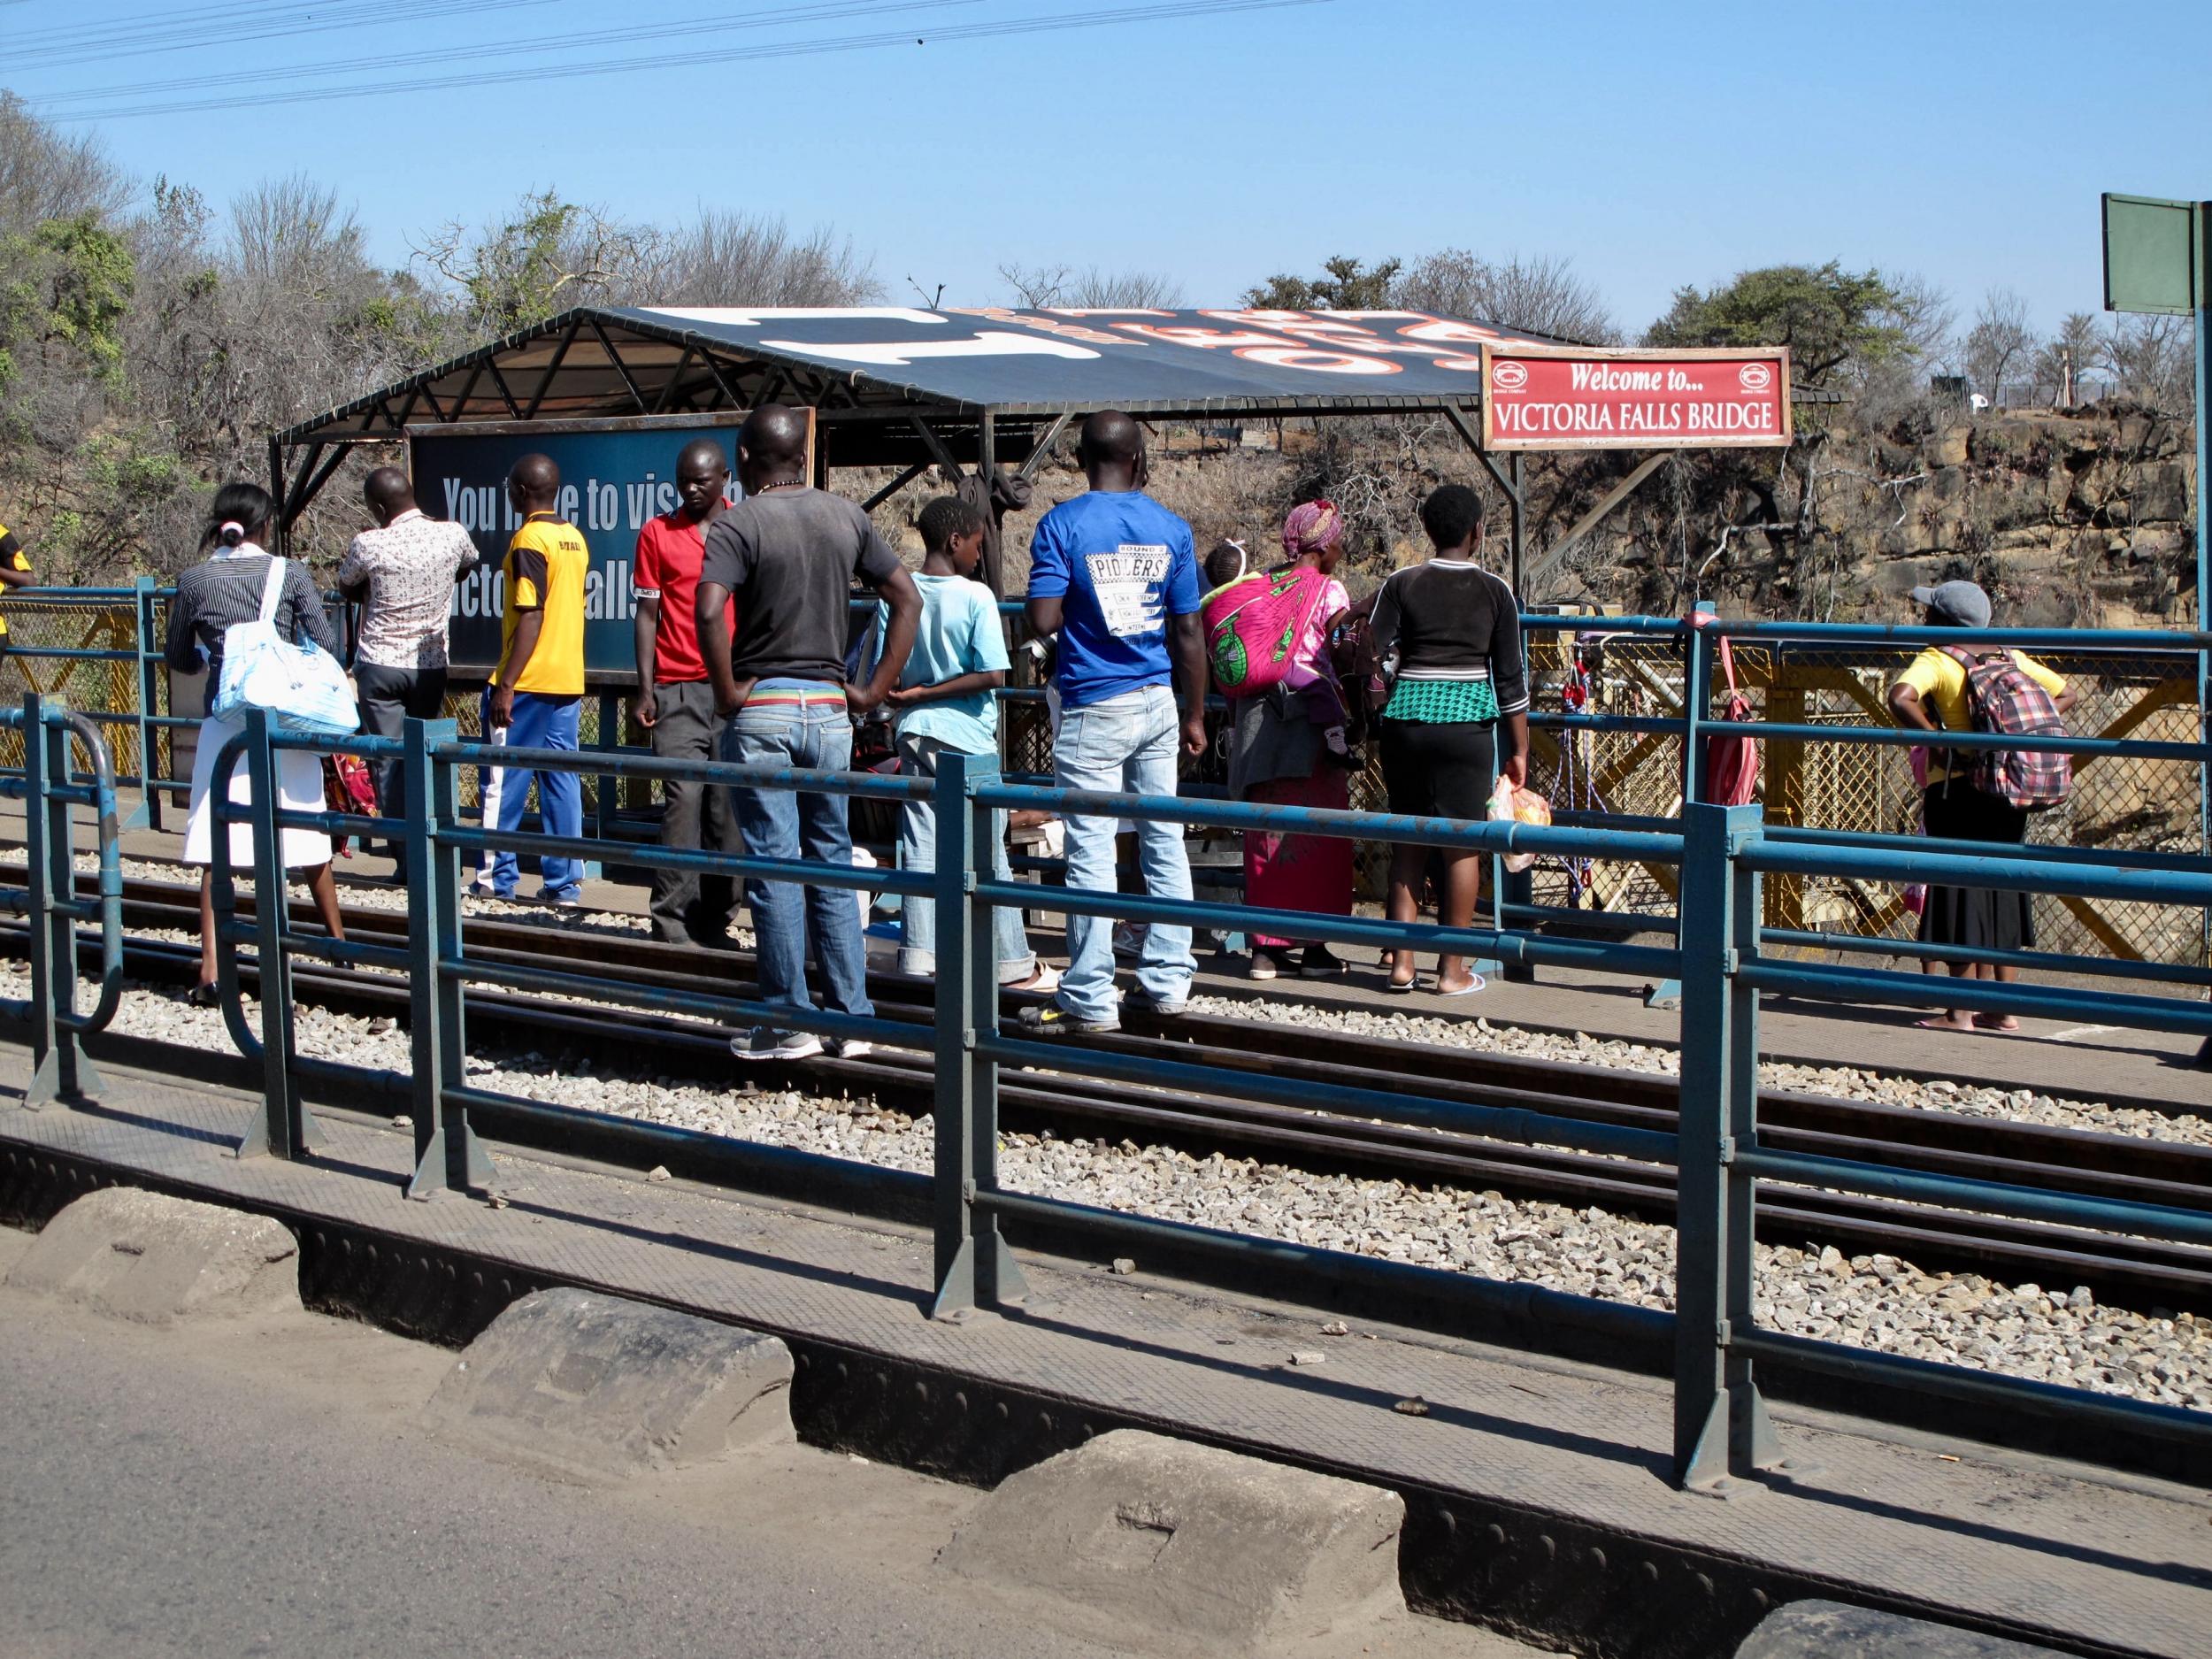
left=1221, top=498, right=1356, bottom=981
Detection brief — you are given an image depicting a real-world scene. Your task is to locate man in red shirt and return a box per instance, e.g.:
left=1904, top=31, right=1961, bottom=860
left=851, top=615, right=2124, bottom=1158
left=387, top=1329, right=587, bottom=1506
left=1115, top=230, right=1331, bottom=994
left=634, top=438, right=742, bottom=945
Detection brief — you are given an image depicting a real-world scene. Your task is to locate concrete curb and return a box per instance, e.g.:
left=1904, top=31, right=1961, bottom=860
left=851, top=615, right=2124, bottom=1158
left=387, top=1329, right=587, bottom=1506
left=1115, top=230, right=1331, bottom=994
left=1738, top=1600, right=2070, bottom=1657
left=939, top=1428, right=1405, bottom=1656
left=420, top=1286, right=793, bottom=1485
left=4, top=1186, right=298, bottom=1323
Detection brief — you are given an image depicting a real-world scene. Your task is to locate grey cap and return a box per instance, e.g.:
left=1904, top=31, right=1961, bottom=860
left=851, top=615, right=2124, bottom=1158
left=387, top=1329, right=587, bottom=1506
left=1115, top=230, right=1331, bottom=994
left=1909, top=579, right=1992, bottom=629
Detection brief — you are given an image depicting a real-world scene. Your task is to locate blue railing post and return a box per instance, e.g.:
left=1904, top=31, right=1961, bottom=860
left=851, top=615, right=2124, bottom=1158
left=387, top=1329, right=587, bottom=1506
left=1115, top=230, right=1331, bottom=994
left=1684, top=609, right=1714, bottom=807
left=233, top=710, right=319, bottom=1160
left=129, top=576, right=158, bottom=831
left=18, top=693, right=77, bottom=1105
left=1673, top=800, right=1780, bottom=1491
left=404, top=717, right=492, bottom=1200
left=927, top=749, right=1026, bottom=1319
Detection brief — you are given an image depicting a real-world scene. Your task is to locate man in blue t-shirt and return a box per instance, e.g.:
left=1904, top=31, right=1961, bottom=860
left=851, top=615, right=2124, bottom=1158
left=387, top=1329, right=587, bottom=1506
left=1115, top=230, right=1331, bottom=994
left=1020, top=411, right=1206, bottom=1035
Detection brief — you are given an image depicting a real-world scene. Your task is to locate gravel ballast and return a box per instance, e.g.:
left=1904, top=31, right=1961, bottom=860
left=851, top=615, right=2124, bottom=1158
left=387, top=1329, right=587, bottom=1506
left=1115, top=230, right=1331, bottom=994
left=15, top=961, right=2207, bottom=1416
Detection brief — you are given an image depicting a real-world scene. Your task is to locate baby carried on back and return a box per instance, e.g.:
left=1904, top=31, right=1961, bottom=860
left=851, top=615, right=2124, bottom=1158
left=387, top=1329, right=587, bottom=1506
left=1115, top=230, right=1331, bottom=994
left=1200, top=539, right=1350, bottom=759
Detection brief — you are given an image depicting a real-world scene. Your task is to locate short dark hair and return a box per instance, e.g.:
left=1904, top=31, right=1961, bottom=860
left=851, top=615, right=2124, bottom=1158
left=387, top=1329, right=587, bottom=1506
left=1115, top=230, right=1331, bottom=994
left=1203, top=540, right=1249, bottom=589
left=202, top=480, right=276, bottom=551
left=917, top=494, right=984, bottom=553
left=1419, top=484, right=1484, bottom=550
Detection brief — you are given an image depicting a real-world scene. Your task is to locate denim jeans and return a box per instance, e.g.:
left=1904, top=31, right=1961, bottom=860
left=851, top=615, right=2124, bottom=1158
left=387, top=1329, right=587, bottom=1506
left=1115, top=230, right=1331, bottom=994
left=895, top=733, right=1037, bottom=983
left=1053, top=683, right=1194, bottom=1022
left=721, top=695, right=872, bottom=1023
left=479, top=688, right=583, bottom=899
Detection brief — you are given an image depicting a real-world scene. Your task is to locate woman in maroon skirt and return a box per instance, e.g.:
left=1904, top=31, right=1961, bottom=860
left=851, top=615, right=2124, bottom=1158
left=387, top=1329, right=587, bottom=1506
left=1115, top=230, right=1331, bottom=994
left=1226, top=501, right=1356, bottom=980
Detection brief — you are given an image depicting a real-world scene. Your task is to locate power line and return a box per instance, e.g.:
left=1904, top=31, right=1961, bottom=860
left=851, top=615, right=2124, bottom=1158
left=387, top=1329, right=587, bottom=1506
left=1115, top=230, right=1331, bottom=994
left=28, top=0, right=979, bottom=104
left=38, top=0, right=1333, bottom=122
left=3, top=0, right=568, bottom=69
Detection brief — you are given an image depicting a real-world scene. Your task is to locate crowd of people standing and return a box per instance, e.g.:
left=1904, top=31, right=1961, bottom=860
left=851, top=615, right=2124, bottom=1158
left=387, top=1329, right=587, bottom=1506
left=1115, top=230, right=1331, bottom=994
left=137, top=399, right=2085, bottom=1049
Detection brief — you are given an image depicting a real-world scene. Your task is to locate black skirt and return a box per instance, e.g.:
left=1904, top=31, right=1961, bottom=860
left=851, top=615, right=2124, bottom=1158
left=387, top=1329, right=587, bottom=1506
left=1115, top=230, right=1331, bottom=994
left=1379, top=718, right=1496, bottom=822
left=1918, top=781, right=2034, bottom=957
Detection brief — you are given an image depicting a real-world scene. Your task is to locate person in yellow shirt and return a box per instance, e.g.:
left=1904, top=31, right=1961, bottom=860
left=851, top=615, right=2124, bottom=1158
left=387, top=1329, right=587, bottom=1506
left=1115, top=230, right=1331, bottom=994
left=1888, top=579, right=2077, bottom=1033
left=0, top=518, right=39, bottom=658
left=473, top=453, right=589, bottom=905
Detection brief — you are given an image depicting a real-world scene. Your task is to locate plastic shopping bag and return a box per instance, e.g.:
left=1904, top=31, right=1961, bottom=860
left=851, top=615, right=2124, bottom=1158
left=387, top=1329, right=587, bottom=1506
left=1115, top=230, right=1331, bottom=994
left=1488, top=776, right=1553, bottom=874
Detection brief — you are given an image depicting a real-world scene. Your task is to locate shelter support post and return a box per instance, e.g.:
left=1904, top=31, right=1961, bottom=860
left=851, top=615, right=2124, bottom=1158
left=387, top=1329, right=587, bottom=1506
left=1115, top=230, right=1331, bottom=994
left=1525, top=453, right=1670, bottom=601
left=1017, top=412, right=1072, bottom=483
left=266, top=435, right=288, bottom=555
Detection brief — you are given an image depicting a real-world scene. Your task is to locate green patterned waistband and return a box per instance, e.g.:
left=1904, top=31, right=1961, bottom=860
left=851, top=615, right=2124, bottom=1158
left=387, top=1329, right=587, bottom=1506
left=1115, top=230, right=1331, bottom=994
left=1383, top=677, right=1499, bottom=724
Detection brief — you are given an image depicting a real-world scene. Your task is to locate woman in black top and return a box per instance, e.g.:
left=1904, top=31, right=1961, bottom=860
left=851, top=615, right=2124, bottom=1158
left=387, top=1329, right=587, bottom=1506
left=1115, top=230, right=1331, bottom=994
left=165, top=481, right=347, bottom=1003
left=1369, top=486, right=1529, bottom=995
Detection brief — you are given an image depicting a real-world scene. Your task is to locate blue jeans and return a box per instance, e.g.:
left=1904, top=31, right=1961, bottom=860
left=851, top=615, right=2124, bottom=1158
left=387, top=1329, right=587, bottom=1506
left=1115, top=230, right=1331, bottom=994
left=479, top=689, right=583, bottom=899
left=895, top=733, right=1037, bottom=982
left=722, top=695, right=872, bottom=1023
left=1054, top=683, right=1194, bottom=1021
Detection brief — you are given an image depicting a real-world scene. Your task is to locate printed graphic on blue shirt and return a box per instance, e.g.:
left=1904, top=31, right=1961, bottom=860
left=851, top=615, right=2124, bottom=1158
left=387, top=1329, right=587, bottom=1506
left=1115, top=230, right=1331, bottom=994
left=1087, top=544, right=1171, bottom=637
left=1026, top=491, right=1199, bottom=710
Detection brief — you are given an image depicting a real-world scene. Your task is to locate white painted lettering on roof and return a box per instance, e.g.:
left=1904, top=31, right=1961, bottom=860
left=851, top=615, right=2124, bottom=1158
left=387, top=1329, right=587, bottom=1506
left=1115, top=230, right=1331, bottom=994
left=759, top=332, right=1100, bottom=366
left=641, top=307, right=947, bottom=327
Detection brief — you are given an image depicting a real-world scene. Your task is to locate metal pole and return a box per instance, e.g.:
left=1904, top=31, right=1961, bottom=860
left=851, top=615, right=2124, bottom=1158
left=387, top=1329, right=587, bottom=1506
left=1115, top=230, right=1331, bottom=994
left=405, top=717, right=491, bottom=1198
left=927, top=749, right=1026, bottom=1319
left=1509, top=453, right=1526, bottom=600
left=929, top=748, right=979, bottom=1319
left=234, top=709, right=317, bottom=1159
left=2194, top=288, right=2209, bottom=1069
left=19, top=692, right=57, bottom=1107
left=1673, top=801, right=1776, bottom=1489
left=131, top=577, right=158, bottom=830
left=35, top=704, right=92, bottom=1102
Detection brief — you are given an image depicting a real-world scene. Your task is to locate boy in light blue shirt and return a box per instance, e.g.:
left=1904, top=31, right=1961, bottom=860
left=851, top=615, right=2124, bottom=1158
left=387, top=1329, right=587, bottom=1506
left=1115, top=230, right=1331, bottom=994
left=873, top=496, right=1053, bottom=990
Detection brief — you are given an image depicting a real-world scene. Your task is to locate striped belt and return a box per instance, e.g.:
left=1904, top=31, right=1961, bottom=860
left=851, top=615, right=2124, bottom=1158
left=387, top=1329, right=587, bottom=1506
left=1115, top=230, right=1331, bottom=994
left=745, top=687, right=847, bottom=709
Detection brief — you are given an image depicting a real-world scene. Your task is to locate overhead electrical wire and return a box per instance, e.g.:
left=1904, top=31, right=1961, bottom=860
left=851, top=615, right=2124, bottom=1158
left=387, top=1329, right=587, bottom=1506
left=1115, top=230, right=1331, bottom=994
left=27, top=0, right=982, bottom=104
left=4, top=0, right=570, bottom=71
left=30, top=0, right=1333, bottom=122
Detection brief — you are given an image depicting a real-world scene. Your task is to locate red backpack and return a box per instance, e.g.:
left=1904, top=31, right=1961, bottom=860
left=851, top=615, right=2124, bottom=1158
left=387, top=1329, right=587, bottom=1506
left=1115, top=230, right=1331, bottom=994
left=1941, top=647, right=2071, bottom=811
left=1701, top=634, right=1760, bottom=807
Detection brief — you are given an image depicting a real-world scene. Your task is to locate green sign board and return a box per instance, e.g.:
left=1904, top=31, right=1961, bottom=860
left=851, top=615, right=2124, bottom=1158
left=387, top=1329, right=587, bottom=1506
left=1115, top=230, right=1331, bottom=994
left=2101, top=192, right=2206, bottom=314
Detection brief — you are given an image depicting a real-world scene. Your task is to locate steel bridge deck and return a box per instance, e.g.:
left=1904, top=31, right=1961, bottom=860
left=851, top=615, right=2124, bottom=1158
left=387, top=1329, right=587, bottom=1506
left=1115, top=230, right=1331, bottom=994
left=2, top=1046, right=2204, bottom=1659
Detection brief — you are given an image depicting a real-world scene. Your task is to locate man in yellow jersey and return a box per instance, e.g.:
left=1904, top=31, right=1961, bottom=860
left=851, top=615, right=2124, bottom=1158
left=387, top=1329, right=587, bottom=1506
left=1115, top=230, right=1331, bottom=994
left=474, top=453, right=589, bottom=905
left=0, top=516, right=39, bottom=659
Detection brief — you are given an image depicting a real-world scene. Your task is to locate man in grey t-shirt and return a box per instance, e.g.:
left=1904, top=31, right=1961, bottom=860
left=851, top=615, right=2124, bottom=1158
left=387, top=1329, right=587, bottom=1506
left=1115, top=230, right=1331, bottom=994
left=695, top=404, right=920, bottom=1063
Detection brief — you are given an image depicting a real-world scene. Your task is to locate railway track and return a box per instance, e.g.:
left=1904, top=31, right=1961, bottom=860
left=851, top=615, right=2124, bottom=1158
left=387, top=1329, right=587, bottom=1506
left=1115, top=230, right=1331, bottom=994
left=12, top=872, right=2212, bottom=1312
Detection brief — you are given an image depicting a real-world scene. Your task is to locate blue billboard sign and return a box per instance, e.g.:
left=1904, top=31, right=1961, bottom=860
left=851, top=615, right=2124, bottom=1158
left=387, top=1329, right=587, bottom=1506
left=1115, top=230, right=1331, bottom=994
left=406, top=415, right=786, bottom=676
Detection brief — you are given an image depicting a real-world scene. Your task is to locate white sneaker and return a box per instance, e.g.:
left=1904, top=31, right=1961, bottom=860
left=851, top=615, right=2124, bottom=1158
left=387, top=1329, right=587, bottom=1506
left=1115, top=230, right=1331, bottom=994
left=731, top=1028, right=822, bottom=1063
left=1002, top=963, right=1061, bottom=995
left=827, top=1037, right=873, bottom=1059
left=1112, top=921, right=1147, bottom=960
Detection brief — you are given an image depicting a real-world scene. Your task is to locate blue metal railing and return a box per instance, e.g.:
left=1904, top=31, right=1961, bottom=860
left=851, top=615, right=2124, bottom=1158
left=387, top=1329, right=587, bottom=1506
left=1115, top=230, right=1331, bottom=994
left=124, top=703, right=2207, bottom=1493
left=0, top=692, right=125, bottom=1102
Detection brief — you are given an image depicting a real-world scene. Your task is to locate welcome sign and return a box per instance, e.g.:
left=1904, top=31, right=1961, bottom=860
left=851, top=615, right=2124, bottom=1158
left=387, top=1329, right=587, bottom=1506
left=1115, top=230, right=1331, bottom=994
left=1479, top=345, right=1793, bottom=451
left=405, top=412, right=811, bottom=675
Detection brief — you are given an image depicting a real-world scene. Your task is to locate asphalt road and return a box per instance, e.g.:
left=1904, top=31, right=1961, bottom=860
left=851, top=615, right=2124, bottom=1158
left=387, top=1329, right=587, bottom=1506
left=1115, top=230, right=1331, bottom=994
left=0, top=1227, right=1542, bottom=1659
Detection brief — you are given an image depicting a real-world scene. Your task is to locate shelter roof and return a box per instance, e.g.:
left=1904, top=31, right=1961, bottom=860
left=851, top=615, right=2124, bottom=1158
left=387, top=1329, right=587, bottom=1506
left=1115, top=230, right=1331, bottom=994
left=274, top=304, right=1567, bottom=457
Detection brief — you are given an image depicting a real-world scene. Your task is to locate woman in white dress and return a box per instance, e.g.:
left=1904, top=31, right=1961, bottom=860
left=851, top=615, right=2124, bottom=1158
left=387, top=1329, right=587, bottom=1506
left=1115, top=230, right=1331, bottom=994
left=165, top=482, right=348, bottom=1005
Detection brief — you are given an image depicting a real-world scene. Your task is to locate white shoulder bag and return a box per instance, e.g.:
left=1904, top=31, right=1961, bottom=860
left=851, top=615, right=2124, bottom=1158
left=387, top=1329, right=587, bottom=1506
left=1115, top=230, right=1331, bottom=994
left=211, top=556, right=359, bottom=736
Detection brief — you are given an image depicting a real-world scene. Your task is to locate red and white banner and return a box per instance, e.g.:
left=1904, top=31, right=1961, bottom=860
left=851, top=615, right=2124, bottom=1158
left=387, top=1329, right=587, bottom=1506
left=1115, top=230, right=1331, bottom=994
left=1479, top=346, right=1793, bottom=451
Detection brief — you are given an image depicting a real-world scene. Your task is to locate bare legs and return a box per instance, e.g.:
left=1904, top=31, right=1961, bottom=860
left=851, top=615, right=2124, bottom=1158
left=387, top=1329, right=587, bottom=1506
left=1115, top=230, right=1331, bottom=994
left=196, top=863, right=347, bottom=991
left=1916, top=957, right=2020, bottom=1032
left=1386, top=846, right=1482, bottom=992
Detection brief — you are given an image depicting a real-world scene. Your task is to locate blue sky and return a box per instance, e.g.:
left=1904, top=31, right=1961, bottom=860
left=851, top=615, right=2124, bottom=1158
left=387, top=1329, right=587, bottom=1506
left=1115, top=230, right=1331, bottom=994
left=7, top=0, right=2208, bottom=336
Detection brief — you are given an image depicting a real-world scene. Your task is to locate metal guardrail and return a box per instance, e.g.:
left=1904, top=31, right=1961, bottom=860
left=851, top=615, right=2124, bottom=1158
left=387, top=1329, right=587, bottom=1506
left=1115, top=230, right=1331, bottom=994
left=0, top=692, right=125, bottom=1102
left=150, top=706, right=2212, bottom=1493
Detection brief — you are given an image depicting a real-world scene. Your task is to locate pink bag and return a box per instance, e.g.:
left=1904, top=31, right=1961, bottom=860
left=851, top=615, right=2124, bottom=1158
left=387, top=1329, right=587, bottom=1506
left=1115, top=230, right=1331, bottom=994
left=1203, top=567, right=1332, bottom=695
left=1701, top=634, right=1760, bottom=807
